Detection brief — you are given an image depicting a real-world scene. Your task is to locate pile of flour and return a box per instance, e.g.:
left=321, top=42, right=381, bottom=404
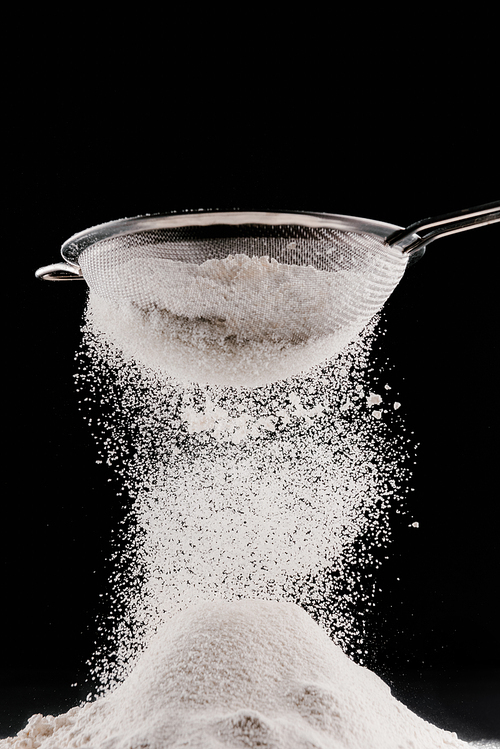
left=3, top=601, right=469, bottom=749
left=84, top=254, right=387, bottom=387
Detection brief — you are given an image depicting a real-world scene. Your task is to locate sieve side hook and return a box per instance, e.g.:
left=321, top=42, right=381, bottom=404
left=385, top=200, right=500, bottom=255
left=35, top=262, right=84, bottom=281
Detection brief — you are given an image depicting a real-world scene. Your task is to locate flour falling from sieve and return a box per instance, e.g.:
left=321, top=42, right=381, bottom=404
left=9, top=247, right=486, bottom=749
left=72, top=309, right=417, bottom=694
left=5, top=250, right=481, bottom=748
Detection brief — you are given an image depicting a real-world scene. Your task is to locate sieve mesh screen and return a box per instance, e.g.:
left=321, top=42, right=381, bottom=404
left=79, top=225, right=407, bottom=317
left=78, top=222, right=408, bottom=386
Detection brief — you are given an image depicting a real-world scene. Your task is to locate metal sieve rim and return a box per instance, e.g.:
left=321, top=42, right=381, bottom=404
left=60, top=210, right=417, bottom=265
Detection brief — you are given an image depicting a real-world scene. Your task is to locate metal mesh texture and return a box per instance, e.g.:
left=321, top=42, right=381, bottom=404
left=78, top=224, right=408, bottom=339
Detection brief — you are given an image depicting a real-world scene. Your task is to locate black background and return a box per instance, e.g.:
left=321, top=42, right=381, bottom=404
left=1, top=16, right=499, bottom=743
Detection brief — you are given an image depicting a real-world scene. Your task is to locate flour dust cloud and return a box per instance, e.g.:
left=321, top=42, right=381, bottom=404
left=73, top=305, right=415, bottom=695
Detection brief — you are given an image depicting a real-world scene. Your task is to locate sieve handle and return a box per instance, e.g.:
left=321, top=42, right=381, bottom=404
left=386, top=200, right=500, bottom=254
left=35, top=262, right=84, bottom=281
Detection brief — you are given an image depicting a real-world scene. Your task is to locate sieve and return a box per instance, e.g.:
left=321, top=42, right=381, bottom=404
left=35, top=202, right=500, bottom=385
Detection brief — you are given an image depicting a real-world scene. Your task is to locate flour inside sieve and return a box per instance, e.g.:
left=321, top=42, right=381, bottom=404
left=79, top=227, right=408, bottom=387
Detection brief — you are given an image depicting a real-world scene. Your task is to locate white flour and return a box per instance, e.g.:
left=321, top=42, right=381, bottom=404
left=74, top=317, right=414, bottom=690
left=84, top=254, right=387, bottom=387
left=5, top=252, right=487, bottom=747
left=3, top=601, right=469, bottom=749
